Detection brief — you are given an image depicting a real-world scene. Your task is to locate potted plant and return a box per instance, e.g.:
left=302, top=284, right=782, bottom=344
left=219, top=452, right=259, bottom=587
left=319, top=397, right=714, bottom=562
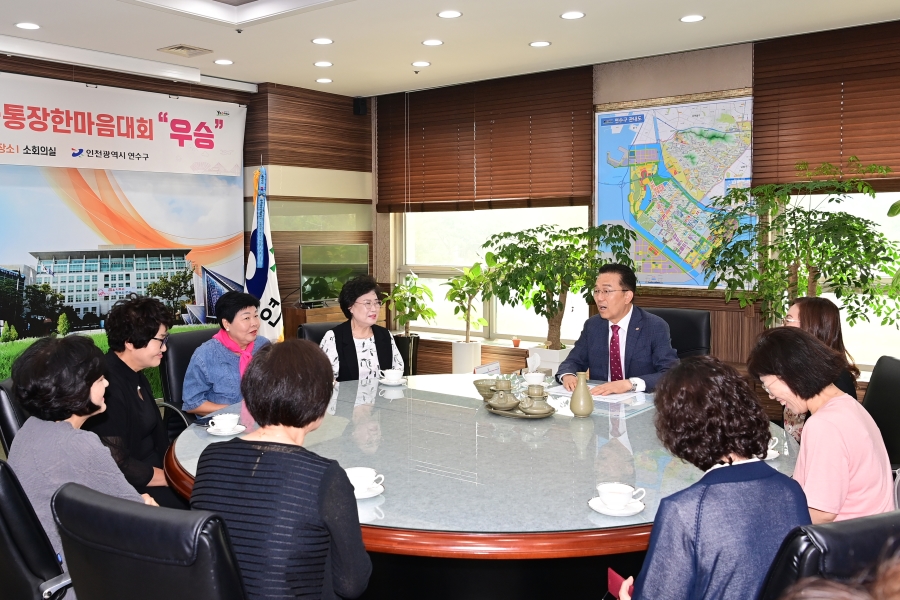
left=704, top=158, right=900, bottom=328
left=443, top=262, right=492, bottom=373
left=383, top=273, right=437, bottom=376
left=483, top=224, right=635, bottom=374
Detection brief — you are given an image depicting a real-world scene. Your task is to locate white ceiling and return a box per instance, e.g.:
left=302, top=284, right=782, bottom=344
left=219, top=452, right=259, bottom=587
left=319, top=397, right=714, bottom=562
left=4, top=0, right=900, bottom=97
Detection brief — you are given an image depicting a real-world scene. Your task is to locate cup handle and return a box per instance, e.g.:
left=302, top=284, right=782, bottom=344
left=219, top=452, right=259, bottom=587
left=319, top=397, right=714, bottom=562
left=377, top=370, right=385, bottom=380
left=378, top=389, right=385, bottom=397
left=632, top=487, right=646, bottom=502
left=373, top=474, right=385, bottom=486
left=769, top=437, right=778, bottom=450
left=373, top=506, right=384, bottom=520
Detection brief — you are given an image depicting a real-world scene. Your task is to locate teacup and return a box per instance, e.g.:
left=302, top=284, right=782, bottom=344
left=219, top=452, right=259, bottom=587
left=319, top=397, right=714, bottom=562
left=380, top=369, right=403, bottom=382
left=379, top=387, right=405, bottom=400
left=527, top=384, right=546, bottom=397
left=345, top=467, right=385, bottom=493
left=208, top=413, right=239, bottom=433
left=493, top=379, right=512, bottom=391
left=523, top=372, right=545, bottom=386
left=768, top=437, right=779, bottom=450
left=596, top=482, right=646, bottom=509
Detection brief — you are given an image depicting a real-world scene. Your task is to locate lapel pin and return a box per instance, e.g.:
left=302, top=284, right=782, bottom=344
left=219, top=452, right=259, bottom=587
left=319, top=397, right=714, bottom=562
left=635, top=327, right=640, bottom=331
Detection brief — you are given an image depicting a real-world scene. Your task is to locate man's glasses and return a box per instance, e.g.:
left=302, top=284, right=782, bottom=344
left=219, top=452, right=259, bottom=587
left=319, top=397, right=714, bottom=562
left=152, top=334, right=169, bottom=347
left=355, top=301, right=383, bottom=309
left=592, top=289, right=626, bottom=298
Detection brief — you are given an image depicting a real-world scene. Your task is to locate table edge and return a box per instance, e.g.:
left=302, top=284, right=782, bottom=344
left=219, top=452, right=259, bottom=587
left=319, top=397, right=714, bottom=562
left=164, top=445, right=652, bottom=558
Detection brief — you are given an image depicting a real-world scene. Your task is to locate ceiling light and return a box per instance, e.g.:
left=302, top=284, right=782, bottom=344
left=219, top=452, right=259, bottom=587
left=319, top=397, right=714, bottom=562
left=214, top=59, right=233, bottom=65
left=312, top=38, right=333, bottom=45
left=16, top=22, right=40, bottom=30
left=422, top=39, right=443, bottom=46
left=530, top=41, right=551, bottom=47
left=316, top=78, right=332, bottom=83
left=561, top=11, right=584, bottom=19
left=314, top=61, right=332, bottom=67
left=680, top=15, right=704, bottom=22
left=438, top=10, right=462, bottom=18
left=412, top=61, right=430, bottom=67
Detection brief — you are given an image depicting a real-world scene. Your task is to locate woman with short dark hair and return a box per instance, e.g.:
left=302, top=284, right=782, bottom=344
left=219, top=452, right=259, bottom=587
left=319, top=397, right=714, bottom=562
left=748, top=327, right=893, bottom=524
left=319, top=275, right=403, bottom=381
left=619, top=356, right=810, bottom=600
left=8, top=336, right=154, bottom=593
left=191, top=339, right=371, bottom=600
left=182, top=291, right=270, bottom=415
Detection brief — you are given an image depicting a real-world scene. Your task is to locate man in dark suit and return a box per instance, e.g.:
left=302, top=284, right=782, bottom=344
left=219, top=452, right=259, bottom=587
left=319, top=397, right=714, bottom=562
left=558, top=264, right=678, bottom=395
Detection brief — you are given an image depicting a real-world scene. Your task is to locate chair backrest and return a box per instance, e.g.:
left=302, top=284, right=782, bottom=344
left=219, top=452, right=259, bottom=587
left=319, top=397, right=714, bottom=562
left=642, top=307, right=711, bottom=359
left=158, top=328, right=217, bottom=440
left=757, top=510, right=900, bottom=600
left=53, top=483, right=245, bottom=600
left=299, top=321, right=342, bottom=346
left=0, top=378, right=30, bottom=455
left=0, top=460, right=67, bottom=600
left=862, top=355, right=900, bottom=468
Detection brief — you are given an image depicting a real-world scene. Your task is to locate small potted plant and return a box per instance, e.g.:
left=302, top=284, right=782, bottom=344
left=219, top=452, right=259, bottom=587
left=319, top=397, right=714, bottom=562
left=383, top=273, right=437, bottom=376
left=443, top=262, right=492, bottom=373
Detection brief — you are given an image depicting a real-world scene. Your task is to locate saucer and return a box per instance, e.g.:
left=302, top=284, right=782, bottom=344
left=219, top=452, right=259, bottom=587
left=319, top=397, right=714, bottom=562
left=588, top=497, right=645, bottom=517
left=518, top=402, right=553, bottom=415
left=207, top=424, right=246, bottom=437
left=354, top=483, right=385, bottom=500
left=379, top=378, right=407, bottom=386
left=765, top=448, right=780, bottom=461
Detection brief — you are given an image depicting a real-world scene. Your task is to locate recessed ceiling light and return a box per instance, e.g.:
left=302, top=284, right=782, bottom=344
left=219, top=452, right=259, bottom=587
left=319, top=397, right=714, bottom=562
left=214, top=59, right=233, bottom=65
left=316, top=78, right=332, bottom=83
left=412, top=61, right=430, bottom=67
left=530, top=41, right=551, bottom=47
left=561, top=11, right=584, bottom=19
left=422, top=39, right=443, bottom=46
left=16, top=22, right=40, bottom=30
left=680, top=15, right=704, bottom=22
left=438, top=10, right=462, bottom=18
left=312, top=38, right=333, bottom=45
left=314, top=61, right=332, bottom=67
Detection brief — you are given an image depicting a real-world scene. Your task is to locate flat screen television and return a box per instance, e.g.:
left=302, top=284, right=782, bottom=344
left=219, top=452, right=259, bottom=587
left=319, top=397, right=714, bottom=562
left=299, top=243, right=369, bottom=304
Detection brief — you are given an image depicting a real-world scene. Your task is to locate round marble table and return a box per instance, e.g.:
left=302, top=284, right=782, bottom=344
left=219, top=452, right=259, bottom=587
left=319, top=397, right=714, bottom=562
left=165, top=373, right=799, bottom=560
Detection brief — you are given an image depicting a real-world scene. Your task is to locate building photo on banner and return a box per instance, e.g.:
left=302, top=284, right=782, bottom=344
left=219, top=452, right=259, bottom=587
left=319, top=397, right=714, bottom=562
left=0, top=71, right=246, bottom=344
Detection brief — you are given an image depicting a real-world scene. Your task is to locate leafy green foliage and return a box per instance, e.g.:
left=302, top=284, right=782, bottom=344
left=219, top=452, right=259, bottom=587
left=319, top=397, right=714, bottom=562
left=0, top=324, right=18, bottom=343
left=24, top=284, right=64, bottom=323
left=147, top=263, right=196, bottom=322
left=704, top=158, right=900, bottom=327
left=57, top=313, right=70, bottom=336
left=889, top=198, right=900, bottom=218
left=383, top=273, right=437, bottom=337
left=301, top=268, right=355, bottom=302
left=483, top=224, right=635, bottom=349
left=443, top=263, right=492, bottom=343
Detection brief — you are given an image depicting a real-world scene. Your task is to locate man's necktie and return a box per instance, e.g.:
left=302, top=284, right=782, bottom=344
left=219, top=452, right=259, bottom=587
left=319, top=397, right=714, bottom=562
left=610, top=324, right=624, bottom=381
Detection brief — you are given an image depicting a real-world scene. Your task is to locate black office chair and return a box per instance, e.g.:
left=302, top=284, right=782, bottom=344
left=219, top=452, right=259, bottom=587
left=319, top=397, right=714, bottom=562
left=0, top=378, right=30, bottom=455
left=299, top=321, right=342, bottom=346
left=757, top=511, right=900, bottom=600
left=862, top=355, right=900, bottom=471
left=643, top=307, right=711, bottom=359
left=52, top=483, right=244, bottom=600
left=0, top=461, right=71, bottom=600
left=158, top=328, right=218, bottom=442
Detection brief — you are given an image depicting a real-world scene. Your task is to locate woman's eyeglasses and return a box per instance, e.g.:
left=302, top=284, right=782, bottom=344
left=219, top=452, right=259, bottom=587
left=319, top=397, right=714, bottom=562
left=355, top=301, right=383, bottom=309
left=780, top=316, right=800, bottom=326
left=152, top=334, right=170, bottom=347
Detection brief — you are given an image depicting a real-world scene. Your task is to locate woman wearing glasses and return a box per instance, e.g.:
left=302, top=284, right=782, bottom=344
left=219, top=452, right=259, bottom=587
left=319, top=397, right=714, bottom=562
left=320, top=275, right=404, bottom=381
left=84, top=296, right=185, bottom=508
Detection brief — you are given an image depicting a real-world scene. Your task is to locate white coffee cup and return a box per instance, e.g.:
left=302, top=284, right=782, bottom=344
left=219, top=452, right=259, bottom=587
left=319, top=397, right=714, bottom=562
left=380, top=369, right=403, bottom=382
left=523, top=372, right=545, bottom=385
left=597, top=482, right=645, bottom=509
left=345, top=467, right=385, bottom=493
left=208, top=413, right=240, bottom=432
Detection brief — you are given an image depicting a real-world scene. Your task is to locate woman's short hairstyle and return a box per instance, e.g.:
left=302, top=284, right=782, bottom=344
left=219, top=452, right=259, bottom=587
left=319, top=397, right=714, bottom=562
left=12, top=335, right=105, bottom=421
left=792, top=296, right=860, bottom=378
left=241, top=339, right=333, bottom=428
left=338, top=275, right=379, bottom=319
left=106, top=296, right=173, bottom=352
left=597, top=263, right=637, bottom=293
left=748, top=327, right=846, bottom=400
left=215, top=291, right=260, bottom=329
left=654, top=356, right=770, bottom=471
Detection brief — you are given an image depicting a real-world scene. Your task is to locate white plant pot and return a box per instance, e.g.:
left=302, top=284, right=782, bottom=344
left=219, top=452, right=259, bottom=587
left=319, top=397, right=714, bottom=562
left=452, top=340, right=482, bottom=374
left=528, top=347, right=572, bottom=376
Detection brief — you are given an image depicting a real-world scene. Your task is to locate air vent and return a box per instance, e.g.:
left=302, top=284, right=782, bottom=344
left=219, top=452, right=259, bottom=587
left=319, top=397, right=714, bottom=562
left=157, top=44, right=213, bottom=59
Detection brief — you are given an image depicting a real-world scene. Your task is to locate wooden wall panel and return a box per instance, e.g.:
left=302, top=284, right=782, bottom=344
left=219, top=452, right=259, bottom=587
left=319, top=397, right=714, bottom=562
left=416, top=339, right=528, bottom=375
left=245, top=83, right=371, bottom=171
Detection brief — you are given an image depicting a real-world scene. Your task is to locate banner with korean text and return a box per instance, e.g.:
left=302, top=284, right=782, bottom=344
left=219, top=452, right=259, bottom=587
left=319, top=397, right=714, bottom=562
left=0, top=71, right=246, bottom=339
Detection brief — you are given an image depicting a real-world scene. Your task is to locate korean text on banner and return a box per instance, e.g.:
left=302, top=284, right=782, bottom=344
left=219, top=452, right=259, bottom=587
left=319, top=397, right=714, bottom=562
left=0, top=71, right=245, bottom=176
left=245, top=167, right=284, bottom=342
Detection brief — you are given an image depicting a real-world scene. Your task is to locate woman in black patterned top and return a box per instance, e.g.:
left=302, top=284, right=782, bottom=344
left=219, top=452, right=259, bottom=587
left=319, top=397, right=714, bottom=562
left=191, top=339, right=371, bottom=599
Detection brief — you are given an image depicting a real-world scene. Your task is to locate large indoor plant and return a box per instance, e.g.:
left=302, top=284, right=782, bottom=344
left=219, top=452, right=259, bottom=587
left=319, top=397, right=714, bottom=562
left=704, top=159, right=900, bottom=328
left=483, top=224, right=635, bottom=372
left=383, top=273, right=437, bottom=376
left=443, top=262, right=492, bottom=373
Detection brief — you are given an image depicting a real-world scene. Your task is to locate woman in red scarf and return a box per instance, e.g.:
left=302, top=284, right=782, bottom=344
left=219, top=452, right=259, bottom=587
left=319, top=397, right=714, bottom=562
left=182, top=292, right=270, bottom=416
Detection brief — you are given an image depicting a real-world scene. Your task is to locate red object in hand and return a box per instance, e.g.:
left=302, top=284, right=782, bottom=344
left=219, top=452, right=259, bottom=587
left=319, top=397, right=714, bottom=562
left=608, top=568, right=634, bottom=598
